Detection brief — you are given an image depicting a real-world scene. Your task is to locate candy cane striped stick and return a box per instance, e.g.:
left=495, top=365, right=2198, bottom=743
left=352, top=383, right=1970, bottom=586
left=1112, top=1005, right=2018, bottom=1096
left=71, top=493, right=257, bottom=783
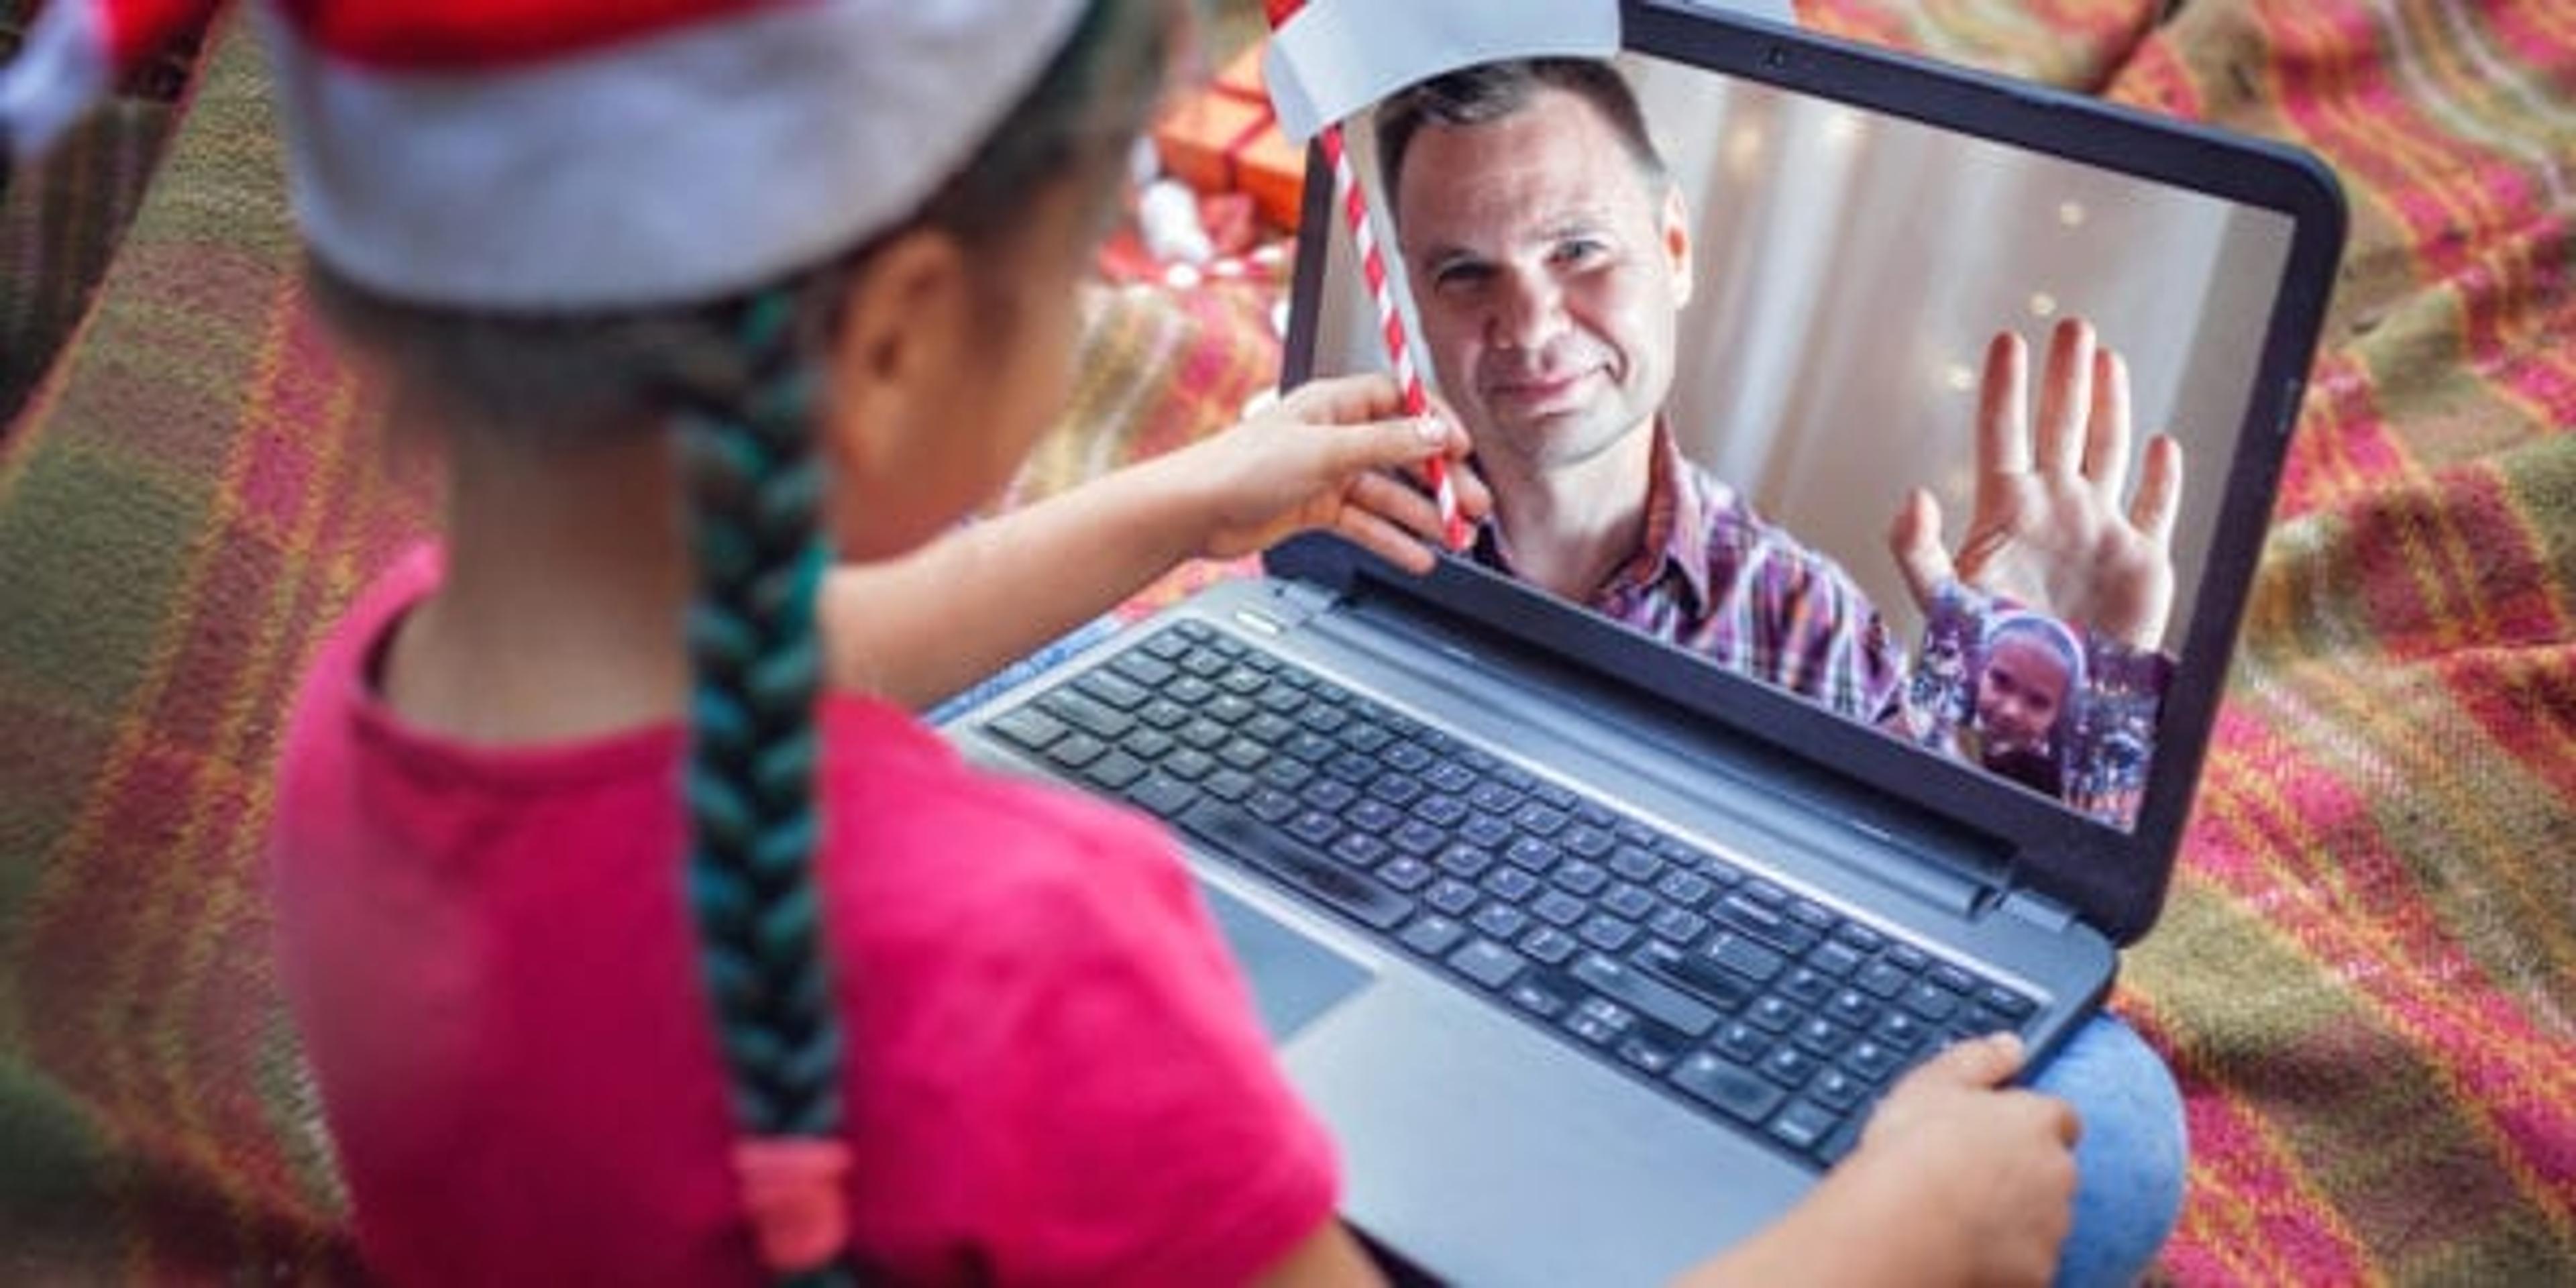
left=1263, top=0, right=1468, bottom=551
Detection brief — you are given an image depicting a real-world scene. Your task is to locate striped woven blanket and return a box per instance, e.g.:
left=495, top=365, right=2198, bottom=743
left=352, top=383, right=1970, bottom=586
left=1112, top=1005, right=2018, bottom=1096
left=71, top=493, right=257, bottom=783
left=1, top=2, right=2568, bottom=1283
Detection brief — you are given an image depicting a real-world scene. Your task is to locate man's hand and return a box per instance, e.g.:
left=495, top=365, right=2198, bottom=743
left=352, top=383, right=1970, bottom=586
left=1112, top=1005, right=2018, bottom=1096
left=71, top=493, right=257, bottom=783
left=1888, top=319, right=2182, bottom=650
left=1849, top=1034, right=2082, bottom=1287
left=1170, top=372, right=1493, bottom=574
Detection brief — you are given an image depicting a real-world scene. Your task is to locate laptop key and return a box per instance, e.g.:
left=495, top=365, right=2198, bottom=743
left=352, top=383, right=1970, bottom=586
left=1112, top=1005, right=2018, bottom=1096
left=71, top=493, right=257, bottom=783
left=1792, top=1018, right=1852, bottom=1059
left=1470, top=904, right=1529, bottom=941
left=1299, top=778, right=1358, bottom=812
left=1367, top=773, right=1424, bottom=806
left=1647, top=906, right=1707, bottom=945
left=1842, top=1039, right=1902, bottom=1083
left=1779, top=966, right=1834, bottom=1007
left=1390, top=822, right=1447, bottom=858
left=1855, top=960, right=1911, bottom=999
left=1532, top=892, right=1588, bottom=928
left=1379, top=857, right=1435, bottom=893
left=1446, top=939, right=1527, bottom=991
left=1713, top=1021, right=1770, bottom=1063
left=1412, top=794, right=1470, bottom=828
left=1747, top=996, right=1801, bottom=1034
left=1119, top=728, right=1175, bottom=763
left=1426, top=762, right=1479, bottom=794
left=1199, top=769, right=1254, bottom=802
left=1398, top=914, right=1468, bottom=958
left=987, top=705, right=1069, bottom=751
left=1122, top=775, right=1197, bottom=819
left=1346, top=800, right=1401, bottom=833
left=1609, top=846, right=1664, bottom=883
left=1602, top=882, right=1657, bottom=920
left=1617, top=1034, right=1679, bottom=1075
left=1075, top=669, right=1149, bottom=710
left=1287, top=811, right=1341, bottom=847
left=1655, top=870, right=1716, bottom=909
left=1045, top=733, right=1107, bottom=770
left=1903, top=981, right=1963, bottom=1022
left=1519, top=926, right=1581, bottom=966
left=1258, top=759, right=1315, bottom=792
left=1040, top=690, right=1134, bottom=740
left=1769, top=1100, right=1841, bottom=1155
left=1426, top=879, right=1481, bottom=916
left=1810, top=1068, right=1866, bottom=1112
left=1331, top=833, right=1391, bottom=869
left=1650, top=942, right=1762, bottom=1013
left=1807, top=939, right=1867, bottom=979
left=1713, top=895, right=1819, bottom=955
left=1578, top=916, right=1640, bottom=955
left=1175, top=801, right=1417, bottom=932
left=1672, top=1053, right=1786, bottom=1125
left=1565, top=998, right=1633, bottom=1046
left=1700, top=931, right=1786, bottom=984
left=1108, top=650, right=1175, bottom=688
left=1481, top=867, right=1540, bottom=903
left=1436, top=845, right=1495, bottom=879
left=1827, top=988, right=1879, bottom=1028
left=1762, top=1045, right=1820, bottom=1088
left=1506, top=837, right=1564, bottom=874
left=1551, top=861, right=1609, bottom=896
left=1509, top=978, right=1570, bottom=1018
left=1572, top=953, right=1719, bottom=1036
left=1980, top=985, right=2040, bottom=1021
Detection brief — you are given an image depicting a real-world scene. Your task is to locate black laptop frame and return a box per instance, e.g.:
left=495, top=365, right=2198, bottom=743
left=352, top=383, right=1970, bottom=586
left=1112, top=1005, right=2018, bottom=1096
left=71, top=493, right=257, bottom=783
left=1271, top=0, right=2346, bottom=945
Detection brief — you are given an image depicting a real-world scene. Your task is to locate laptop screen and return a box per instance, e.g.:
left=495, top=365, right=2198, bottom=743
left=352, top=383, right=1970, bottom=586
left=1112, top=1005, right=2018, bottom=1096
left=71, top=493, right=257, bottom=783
left=1294, top=28, right=2312, bottom=847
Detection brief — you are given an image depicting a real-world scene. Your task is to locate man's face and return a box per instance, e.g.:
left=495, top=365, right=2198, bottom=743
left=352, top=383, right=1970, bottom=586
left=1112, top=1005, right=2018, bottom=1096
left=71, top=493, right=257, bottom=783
left=1391, top=87, right=1692, bottom=478
left=1977, top=633, right=2073, bottom=755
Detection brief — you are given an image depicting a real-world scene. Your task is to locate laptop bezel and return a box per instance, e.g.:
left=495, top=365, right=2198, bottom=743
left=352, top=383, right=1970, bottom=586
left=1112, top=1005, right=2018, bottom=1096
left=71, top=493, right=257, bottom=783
left=1269, top=0, right=2347, bottom=945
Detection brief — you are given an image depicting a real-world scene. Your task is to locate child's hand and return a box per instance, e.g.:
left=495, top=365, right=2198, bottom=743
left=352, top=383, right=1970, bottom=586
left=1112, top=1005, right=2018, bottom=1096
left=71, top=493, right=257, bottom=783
left=1174, top=372, right=1491, bottom=574
left=1848, top=1033, right=2080, bottom=1286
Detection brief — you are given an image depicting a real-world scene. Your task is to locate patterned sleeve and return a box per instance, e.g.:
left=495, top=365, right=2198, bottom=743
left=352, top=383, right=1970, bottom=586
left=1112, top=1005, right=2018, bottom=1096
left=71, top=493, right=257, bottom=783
left=1902, top=580, right=2173, bottom=828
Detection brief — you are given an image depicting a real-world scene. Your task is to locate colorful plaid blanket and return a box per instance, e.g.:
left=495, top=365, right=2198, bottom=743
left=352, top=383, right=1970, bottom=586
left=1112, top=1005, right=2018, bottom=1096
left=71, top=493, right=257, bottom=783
left=1, top=3, right=2569, bottom=1283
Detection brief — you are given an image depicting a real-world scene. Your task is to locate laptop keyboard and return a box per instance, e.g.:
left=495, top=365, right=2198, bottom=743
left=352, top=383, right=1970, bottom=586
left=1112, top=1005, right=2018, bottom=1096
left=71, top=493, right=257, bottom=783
left=977, top=620, right=2043, bottom=1170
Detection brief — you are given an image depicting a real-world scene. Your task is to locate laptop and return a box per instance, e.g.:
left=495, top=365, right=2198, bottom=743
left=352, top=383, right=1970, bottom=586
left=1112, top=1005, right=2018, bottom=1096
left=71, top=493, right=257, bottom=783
left=943, top=2, right=2344, bottom=1281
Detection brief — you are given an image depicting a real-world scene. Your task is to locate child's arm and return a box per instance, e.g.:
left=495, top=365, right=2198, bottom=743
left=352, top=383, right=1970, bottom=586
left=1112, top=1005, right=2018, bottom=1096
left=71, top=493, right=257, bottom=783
left=1248, top=1034, right=2076, bottom=1288
left=822, top=373, right=1488, bottom=710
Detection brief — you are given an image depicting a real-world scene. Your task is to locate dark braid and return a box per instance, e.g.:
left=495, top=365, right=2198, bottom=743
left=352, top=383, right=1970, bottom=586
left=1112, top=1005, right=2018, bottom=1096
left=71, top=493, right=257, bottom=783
left=671, top=287, right=853, bottom=1284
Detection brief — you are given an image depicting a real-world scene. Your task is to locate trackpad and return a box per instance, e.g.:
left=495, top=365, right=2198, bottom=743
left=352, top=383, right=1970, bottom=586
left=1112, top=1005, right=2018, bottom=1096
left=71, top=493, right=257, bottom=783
left=1199, top=881, right=1375, bottom=1042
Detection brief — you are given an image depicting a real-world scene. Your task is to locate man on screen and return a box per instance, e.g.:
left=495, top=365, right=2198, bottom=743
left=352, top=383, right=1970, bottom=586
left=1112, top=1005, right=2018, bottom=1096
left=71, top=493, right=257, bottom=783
left=1373, top=59, right=2180, bottom=822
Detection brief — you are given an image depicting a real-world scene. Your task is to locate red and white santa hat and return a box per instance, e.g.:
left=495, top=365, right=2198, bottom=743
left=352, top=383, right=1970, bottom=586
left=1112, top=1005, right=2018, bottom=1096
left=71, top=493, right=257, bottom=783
left=2, top=0, right=1091, bottom=309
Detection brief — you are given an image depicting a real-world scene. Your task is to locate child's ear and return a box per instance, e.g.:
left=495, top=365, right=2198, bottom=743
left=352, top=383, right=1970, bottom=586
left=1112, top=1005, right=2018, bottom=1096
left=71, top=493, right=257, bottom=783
left=819, top=227, right=975, bottom=486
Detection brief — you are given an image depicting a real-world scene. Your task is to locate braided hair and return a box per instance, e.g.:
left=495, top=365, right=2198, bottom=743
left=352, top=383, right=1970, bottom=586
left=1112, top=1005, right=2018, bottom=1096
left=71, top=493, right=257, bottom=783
left=305, top=3, right=1172, bottom=1279
left=669, top=288, right=853, bottom=1281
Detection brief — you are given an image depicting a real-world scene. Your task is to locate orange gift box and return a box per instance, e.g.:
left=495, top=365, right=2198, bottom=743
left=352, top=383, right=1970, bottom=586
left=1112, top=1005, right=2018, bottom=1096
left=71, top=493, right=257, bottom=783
left=1152, top=40, right=1307, bottom=231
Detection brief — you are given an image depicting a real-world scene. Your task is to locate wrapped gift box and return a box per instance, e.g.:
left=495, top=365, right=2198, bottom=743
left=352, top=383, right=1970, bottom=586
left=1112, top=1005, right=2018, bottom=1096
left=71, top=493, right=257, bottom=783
left=1152, top=40, right=1306, bottom=231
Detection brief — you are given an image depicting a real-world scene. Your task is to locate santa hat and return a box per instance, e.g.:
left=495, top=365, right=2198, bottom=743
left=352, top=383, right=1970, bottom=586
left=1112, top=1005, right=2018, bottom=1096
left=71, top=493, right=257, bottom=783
left=2, top=0, right=1091, bottom=310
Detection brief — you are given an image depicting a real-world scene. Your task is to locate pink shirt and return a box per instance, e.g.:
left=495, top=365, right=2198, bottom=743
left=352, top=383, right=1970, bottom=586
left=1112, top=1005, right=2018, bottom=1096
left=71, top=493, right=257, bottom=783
left=269, top=548, right=1338, bottom=1285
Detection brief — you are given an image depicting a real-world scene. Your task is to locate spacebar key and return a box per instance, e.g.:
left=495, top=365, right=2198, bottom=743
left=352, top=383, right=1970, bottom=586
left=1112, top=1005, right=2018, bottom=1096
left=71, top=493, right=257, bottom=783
left=1175, top=801, right=1415, bottom=931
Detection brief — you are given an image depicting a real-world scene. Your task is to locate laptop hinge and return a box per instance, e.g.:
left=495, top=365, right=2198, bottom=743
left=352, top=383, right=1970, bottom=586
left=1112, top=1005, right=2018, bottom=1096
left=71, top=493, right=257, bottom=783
left=1236, top=578, right=1343, bottom=635
left=1995, top=886, right=2080, bottom=934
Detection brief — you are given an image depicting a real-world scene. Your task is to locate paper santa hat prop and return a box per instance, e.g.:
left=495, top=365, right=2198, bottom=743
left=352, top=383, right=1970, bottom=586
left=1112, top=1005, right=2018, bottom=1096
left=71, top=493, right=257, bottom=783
left=1, top=0, right=1089, bottom=309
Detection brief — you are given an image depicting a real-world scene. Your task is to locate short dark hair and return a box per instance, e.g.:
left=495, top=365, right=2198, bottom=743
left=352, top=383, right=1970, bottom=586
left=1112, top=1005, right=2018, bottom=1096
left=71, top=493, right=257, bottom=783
left=1373, top=58, right=1666, bottom=211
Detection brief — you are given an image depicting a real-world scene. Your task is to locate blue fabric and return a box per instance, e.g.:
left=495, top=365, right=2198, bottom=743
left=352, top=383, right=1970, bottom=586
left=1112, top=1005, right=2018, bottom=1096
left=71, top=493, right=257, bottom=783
left=2033, top=1014, right=2188, bottom=1288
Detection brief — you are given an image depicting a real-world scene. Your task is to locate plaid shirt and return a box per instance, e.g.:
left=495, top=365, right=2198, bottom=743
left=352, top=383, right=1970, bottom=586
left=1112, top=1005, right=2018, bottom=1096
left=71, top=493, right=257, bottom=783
left=1470, top=423, right=1909, bottom=722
